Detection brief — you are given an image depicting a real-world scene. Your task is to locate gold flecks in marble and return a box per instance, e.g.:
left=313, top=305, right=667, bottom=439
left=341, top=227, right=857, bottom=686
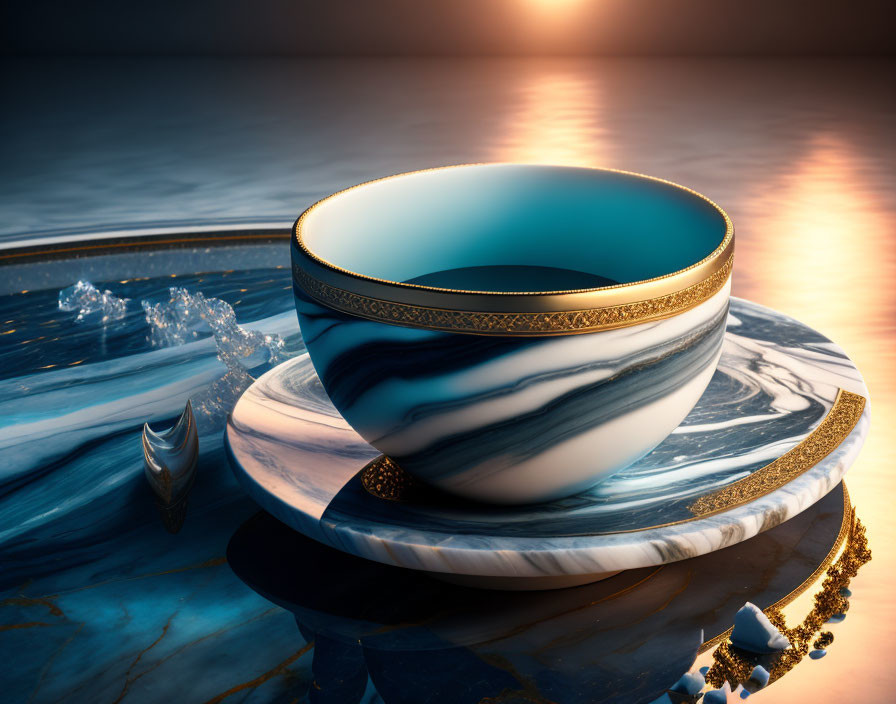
left=689, top=389, right=866, bottom=518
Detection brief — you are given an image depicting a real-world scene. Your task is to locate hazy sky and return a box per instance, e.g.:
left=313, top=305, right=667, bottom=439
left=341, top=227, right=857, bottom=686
left=3, top=0, right=893, bottom=56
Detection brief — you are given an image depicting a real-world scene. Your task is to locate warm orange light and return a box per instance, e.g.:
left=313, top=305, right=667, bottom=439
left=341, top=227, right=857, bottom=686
left=525, top=0, right=590, bottom=10
left=522, top=0, right=593, bottom=30
left=492, top=63, right=612, bottom=167
left=739, top=133, right=888, bottom=338
left=714, top=130, right=896, bottom=700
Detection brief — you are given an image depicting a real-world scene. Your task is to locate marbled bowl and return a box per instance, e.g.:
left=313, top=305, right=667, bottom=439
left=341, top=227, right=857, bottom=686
left=292, top=164, right=733, bottom=504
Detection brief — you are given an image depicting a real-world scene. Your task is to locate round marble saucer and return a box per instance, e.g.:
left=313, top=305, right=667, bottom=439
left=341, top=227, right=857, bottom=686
left=226, top=298, right=870, bottom=589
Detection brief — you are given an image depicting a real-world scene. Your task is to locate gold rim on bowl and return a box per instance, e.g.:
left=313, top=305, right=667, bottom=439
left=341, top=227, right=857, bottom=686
left=293, top=164, right=734, bottom=336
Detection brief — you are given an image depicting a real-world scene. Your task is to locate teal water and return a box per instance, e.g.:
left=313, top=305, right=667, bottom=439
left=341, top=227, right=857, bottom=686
left=405, top=264, right=618, bottom=292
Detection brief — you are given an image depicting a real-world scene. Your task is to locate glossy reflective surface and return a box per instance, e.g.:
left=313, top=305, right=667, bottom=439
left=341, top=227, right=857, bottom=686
left=226, top=483, right=855, bottom=704
left=1, top=57, right=894, bottom=701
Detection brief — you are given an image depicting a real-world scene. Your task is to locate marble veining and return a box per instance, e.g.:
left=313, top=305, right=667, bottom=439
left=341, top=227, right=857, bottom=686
left=2, top=55, right=892, bottom=701
left=227, top=297, right=869, bottom=579
left=0, top=257, right=326, bottom=704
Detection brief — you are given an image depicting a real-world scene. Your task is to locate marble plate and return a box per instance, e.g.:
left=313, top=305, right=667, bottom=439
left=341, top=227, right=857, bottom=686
left=226, top=298, right=870, bottom=588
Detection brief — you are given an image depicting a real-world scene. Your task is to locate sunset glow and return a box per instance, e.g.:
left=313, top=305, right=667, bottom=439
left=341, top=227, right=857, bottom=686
left=494, top=65, right=611, bottom=167
left=525, top=0, right=590, bottom=10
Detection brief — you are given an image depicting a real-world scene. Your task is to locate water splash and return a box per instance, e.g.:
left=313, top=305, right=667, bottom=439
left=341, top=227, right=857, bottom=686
left=141, top=286, right=287, bottom=431
left=141, top=287, right=285, bottom=369
left=58, top=280, right=129, bottom=322
left=57, top=281, right=290, bottom=432
left=191, top=367, right=257, bottom=431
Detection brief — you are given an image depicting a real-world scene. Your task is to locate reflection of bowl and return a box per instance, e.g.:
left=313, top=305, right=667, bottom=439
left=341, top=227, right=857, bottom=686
left=292, top=164, right=733, bottom=503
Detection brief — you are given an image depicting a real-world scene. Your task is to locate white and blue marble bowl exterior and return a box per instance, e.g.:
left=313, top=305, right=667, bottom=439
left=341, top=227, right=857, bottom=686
left=292, top=165, right=733, bottom=503
left=293, top=283, right=730, bottom=503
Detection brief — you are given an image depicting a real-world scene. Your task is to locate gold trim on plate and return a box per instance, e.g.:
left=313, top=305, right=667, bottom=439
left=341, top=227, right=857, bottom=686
left=293, top=164, right=734, bottom=335
left=688, top=390, right=866, bottom=518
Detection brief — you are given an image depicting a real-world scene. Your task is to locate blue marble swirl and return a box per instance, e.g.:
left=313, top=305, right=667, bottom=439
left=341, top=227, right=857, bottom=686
left=227, top=484, right=849, bottom=704
left=0, top=261, right=347, bottom=704
left=0, top=268, right=302, bottom=578
left=323, top=301, right=861, bottom=534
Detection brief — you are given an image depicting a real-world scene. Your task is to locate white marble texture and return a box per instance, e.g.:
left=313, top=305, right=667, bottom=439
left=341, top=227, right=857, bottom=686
left=226, top=358, right=380, bottom=543
left=226, top=298, right=870, bottom=580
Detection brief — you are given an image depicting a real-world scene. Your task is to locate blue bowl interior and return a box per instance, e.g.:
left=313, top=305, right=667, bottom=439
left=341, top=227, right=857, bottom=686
left=302, top=165, right=728, bottom=293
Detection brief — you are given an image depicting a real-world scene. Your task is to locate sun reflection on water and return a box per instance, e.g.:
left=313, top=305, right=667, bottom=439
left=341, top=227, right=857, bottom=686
left=4, top=56, right=895, bottom=702
left=487, top=66, right=896, bottom=697
left=493, top=64, right=613, bottom=167
left=726, top=130, right=896, bottom=701
left=738, top=133, right=893, bottom=331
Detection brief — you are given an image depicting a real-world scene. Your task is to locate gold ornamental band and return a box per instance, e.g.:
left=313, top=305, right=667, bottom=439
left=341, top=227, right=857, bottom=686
left=292, top=164, right=734, bottom=335
left=295, top=253, right=732, bottom=336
